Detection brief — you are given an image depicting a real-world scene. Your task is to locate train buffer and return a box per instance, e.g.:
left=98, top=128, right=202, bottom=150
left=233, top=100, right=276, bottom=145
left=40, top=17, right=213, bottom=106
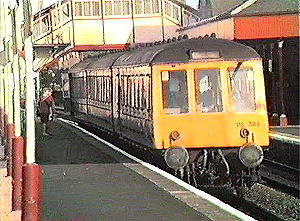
left=35, top=118, right=254, bottom=221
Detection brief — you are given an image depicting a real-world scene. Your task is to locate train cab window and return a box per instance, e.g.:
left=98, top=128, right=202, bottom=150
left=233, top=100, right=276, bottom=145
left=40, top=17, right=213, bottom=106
left=229, top=68, right=255, bottom=112
left=162, top=71, right=189, bottom=114
left=194, top=69, right=223, bottom=113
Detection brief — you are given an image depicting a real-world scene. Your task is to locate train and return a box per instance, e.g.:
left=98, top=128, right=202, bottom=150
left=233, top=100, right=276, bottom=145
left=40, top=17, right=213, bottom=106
left=67, top=36, right=269, bottom=192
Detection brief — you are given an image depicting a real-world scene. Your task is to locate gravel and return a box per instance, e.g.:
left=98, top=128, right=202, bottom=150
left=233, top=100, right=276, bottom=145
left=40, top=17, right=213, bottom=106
left=244, top=183, right=299, bottom=221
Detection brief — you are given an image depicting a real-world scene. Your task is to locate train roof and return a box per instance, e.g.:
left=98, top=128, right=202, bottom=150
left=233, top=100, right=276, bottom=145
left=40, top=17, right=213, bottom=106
left=70, top=53, right=124, bottom=72
left=70, top=56, right=97, bottom=72
left=70, top=37, right=260, bottom=71
left=87, top=53, right=125, bottom=70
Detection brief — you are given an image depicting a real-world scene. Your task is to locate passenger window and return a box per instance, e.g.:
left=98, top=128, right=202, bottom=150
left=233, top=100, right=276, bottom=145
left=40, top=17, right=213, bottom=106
left=195, top=69, right=223, bottom=113
left=229, top=67, right=255, bottom=112
left=162, top=70, right=189, bottom=114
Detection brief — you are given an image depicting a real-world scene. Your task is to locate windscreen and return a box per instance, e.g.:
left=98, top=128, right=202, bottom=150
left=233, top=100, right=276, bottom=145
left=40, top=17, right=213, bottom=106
left=194, top=69, right=223, bottom=113
left=230, top=67, right=255, bottom=112
left=162, top=70, right=189, bottom=114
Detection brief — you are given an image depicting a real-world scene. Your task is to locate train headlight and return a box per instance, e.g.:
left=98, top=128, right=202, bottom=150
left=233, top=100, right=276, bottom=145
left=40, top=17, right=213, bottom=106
left=164, top=146, right=189, bottom=170
left=239, top=143, right=264, bottom=168
left=240, top=128, right=250, bottom=138
left=170, top=131, right=180, bottom=141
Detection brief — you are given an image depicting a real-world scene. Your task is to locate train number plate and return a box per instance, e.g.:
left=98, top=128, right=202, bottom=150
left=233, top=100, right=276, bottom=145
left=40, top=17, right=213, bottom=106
left=236, top=121, right=261, bottom=128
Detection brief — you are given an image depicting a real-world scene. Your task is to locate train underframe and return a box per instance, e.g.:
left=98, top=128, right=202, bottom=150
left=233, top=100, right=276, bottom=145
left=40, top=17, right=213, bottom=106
left=164, top=147, right=264, bottom=197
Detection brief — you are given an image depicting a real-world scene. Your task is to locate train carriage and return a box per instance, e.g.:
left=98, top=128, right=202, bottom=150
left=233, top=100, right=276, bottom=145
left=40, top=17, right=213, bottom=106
left=69, top=36, right=269, bottom=189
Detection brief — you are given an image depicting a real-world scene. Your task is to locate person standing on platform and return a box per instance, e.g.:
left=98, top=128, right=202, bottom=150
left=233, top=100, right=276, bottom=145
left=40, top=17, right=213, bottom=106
left=39, top=87, right=54, bottom=136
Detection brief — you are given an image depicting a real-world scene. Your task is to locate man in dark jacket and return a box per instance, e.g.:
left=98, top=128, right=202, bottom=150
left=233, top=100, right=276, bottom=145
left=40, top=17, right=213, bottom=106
left=40, top=87, right=54, bottom=136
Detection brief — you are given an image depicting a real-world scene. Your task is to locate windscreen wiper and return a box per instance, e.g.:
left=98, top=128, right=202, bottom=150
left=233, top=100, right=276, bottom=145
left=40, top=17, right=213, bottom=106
left=231, top=61, right=243, bottom=80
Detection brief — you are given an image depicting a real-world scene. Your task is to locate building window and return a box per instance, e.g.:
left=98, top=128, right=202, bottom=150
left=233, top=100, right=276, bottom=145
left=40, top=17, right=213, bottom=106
left=135, top=0, right=143, bottom=14
left=52, top=9, right=60, bottom=26
left=104, top=0, right=113, bottom=15
left=93, top=1, right=101, bottom=16
left=113, top=0, right=122, bottom=15
left=41, top=15, right=50, bottom=33
left=84, top=2, right=91, bottom=16
left=164, top=1, right=171, bottom=17
left=173, top=5, right=180, bottom=20
left=62, top=4, right=70, bottom=21
left=144, top=0, right=152, bottom=13
left=152, top=0, right=159, bottom=13
left=75, top=2, right=83, bottom=16
left=33, top=22, right=40, bottom=38
left=123, top=0, right=131, bottom=15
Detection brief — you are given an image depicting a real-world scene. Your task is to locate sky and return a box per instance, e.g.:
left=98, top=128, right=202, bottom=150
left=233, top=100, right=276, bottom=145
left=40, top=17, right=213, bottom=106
left=187, top=0, right=198, bottom=9
left=31, top=0, right=199, bottom=14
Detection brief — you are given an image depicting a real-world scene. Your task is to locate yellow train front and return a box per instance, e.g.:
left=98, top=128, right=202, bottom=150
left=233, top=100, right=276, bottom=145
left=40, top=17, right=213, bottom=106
left=69, top=36, right=269, bottom=189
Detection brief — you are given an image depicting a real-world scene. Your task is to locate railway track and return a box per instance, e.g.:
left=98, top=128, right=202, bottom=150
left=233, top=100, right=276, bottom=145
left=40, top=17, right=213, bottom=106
left=259, top=159, right=300, bottom=198
left=200, top=186, right=286, bottom=221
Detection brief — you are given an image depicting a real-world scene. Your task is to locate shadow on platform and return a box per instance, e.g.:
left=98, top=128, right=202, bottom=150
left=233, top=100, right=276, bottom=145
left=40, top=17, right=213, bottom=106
left=35, top=119, right=133, bottom=165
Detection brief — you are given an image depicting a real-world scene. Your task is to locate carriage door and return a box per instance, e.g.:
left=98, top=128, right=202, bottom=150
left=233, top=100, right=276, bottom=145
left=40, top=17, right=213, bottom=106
left=112, top=68, right=120, bottom=133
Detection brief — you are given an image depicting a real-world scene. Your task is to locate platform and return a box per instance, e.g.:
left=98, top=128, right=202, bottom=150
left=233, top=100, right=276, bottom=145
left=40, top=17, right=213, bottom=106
left=269, top=125, right=300, bottom=145
left=35, top=118, right=253, bottom=221
left=270, top=125, right=299, bottom=137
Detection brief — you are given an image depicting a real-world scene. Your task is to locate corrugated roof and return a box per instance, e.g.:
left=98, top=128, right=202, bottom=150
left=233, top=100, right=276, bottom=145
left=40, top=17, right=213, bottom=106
left=235, top=0, right=299, bottom=16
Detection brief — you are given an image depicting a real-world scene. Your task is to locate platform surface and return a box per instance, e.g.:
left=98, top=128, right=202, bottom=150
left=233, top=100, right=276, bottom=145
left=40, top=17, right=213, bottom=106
left=36, top=119, right=250, bottom=221
left=270, top=125, right=299, bottom=137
